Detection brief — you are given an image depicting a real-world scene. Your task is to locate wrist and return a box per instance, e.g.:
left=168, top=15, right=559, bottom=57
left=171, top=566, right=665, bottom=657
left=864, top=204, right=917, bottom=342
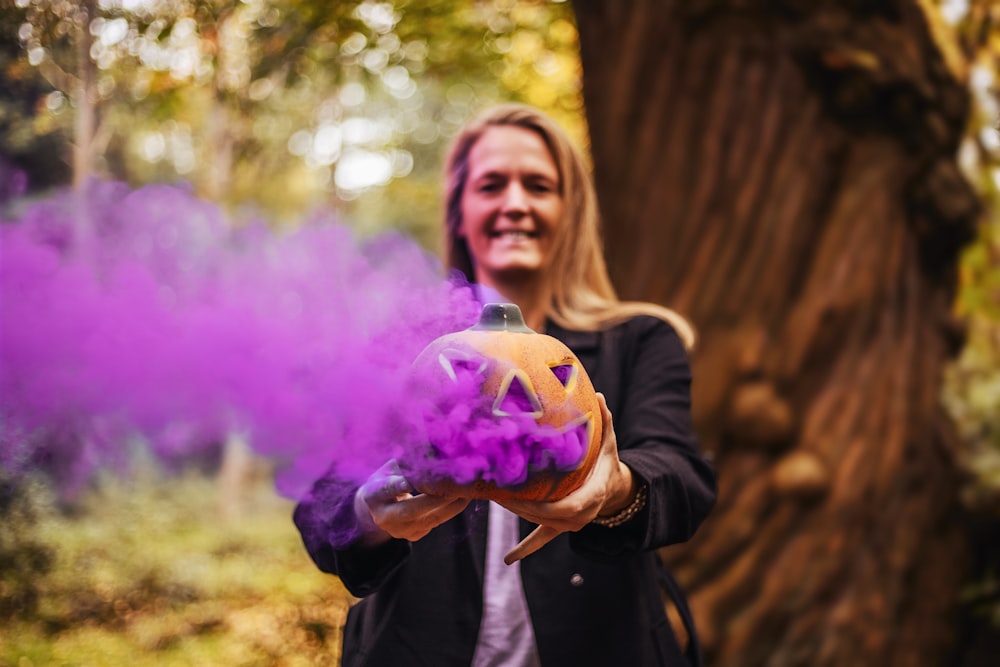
left=353, top=487, right=391, bottom=547
left=599, top=462, right=638, bottom=518
left=592, top=482, right=648, bottom=528
left=592, top=463, right=648, bottom=528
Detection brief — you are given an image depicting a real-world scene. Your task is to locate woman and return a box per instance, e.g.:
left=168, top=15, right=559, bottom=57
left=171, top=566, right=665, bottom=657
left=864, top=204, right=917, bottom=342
left=294, top=103, right=717, bottom=666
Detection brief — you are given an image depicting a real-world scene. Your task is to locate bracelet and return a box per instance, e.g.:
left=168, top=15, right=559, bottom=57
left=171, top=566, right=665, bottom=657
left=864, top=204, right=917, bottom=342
left=591, top=483, right=648, bottom=528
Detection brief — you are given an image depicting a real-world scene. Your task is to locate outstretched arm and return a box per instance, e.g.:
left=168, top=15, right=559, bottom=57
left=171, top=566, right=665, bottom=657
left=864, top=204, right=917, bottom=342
left=293, top=460, right=469, bottom=597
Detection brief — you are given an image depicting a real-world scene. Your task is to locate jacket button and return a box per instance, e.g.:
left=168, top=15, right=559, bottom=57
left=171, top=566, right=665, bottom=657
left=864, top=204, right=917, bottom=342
left=570, top=573, right=584, bottom=587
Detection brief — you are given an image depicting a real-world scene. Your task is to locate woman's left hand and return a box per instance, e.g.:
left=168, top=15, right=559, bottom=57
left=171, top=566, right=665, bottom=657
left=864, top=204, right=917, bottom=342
left=498, top=392, right=638, bottom=564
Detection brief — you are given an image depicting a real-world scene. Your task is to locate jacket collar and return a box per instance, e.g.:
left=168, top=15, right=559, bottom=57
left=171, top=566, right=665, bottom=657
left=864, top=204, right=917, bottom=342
left=544, top=320, right=601, bottom=353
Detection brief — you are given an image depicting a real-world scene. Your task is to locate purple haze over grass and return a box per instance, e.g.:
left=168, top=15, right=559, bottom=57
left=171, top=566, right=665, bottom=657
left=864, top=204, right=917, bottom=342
left=0, top=181, right=588, bottom=501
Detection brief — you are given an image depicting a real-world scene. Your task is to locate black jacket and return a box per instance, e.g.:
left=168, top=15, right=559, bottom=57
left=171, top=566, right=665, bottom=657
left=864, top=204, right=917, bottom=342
left=294, top=315, right=717, bottom=666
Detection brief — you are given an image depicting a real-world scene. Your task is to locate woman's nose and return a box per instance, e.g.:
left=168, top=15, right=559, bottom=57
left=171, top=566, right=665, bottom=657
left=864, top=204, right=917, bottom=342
left=501, top=183, right=529, bottom=216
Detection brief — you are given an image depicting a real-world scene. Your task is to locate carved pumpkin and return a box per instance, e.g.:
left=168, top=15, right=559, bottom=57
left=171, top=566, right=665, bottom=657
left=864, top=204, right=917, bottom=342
left=405, top=303, right=602, bottom=502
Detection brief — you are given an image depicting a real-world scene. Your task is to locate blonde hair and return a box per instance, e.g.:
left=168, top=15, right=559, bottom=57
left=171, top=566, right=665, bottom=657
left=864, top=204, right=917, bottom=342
left=443, top=103, right=695, bottom=349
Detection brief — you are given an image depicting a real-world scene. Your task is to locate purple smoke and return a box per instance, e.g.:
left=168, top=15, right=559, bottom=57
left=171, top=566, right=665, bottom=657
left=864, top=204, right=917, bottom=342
left=0, top=181, right=587, bottom=500
left=402, top=357, right=589, bottom=488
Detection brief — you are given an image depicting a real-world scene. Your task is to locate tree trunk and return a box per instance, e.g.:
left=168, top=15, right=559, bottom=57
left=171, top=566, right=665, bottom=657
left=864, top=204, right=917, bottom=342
left=201, top=9, right=236, bottom=204
left=72, top=0, right=97, bottom=191
left=573, top=2, right=980, bottom=666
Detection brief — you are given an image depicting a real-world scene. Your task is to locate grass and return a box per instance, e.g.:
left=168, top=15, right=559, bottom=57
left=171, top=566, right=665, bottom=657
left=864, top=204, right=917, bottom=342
left=0, top=467, right=355, bottom=666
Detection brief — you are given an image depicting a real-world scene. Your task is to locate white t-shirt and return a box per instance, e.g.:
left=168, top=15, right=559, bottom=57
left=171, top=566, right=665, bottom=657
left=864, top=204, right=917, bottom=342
left=471, top=502, right=542, bottom=667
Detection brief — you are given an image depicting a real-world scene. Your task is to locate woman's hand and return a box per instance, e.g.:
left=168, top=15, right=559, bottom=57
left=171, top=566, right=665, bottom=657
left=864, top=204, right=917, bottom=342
left=498, top=393, right=638, bottom=564
left=353, top=460, right=470, bottom=547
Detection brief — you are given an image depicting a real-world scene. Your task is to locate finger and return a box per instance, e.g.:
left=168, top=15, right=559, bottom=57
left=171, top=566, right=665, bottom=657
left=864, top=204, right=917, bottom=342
left=498, top=504, right=568, bottom=530
left=386, top=496, right=470, bottom=541
left=596, top=393, right=616, bottom=451
left=362, top=459, right=411, bottom=498
left=503, top=525, right=562, bottom=565
left=422, top=496, right=470, bottom=525
left=499, top=487, right=601, bottom=527
left=495, top=497, right=557, bottom=526
left=387, top=492, right=467, bottom=522
left=366, top=474, right=414, bottom=502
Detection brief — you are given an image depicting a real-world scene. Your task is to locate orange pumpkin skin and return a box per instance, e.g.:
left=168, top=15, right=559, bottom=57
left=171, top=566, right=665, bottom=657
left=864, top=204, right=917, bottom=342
left=406, top=303, right=602, bottom=502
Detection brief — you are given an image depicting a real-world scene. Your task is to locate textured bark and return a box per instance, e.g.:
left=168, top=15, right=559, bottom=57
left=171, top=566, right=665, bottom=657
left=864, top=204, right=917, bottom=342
left=201, top=8, right=237, bottom=203
left=72, top=0, right=98, bottom=191
left=572, top=2, right=980, bottom=666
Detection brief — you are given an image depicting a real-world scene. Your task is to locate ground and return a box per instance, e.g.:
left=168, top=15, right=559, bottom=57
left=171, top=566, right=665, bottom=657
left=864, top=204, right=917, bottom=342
left=1, top=468, right=354, bottom=667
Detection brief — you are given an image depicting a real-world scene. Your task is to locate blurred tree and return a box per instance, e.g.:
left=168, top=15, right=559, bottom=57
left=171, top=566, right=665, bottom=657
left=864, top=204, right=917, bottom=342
left=7, top=0, right=202, bottom=190
left=939, top=0, right=1000, bottom=497
left=936, top=1, right=1000, bottom=662
left=573, top=1, right=981, bottom=665
left=3, top=0, right=584, bottom=526
left=4, top=0, right=582, bottom=238
left=0, top=0, right=71, bottom=190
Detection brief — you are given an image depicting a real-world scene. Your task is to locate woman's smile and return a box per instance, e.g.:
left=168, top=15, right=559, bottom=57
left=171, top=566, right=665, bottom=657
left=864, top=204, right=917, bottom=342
left=489, top=228, right=539, bottom=241
left=458, top=125, right=564, bottom=289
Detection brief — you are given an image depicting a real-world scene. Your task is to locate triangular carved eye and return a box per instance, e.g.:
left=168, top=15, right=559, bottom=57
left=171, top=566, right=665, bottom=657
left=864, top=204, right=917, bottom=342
left=549, top=362, right=578, bottom=391
left=493, top=370, right=543, bottom=418
left=438, top=348, right=488, bottom=382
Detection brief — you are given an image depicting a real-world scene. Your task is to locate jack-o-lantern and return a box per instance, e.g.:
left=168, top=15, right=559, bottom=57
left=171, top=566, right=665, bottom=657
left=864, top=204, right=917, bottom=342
left=404, top=303, right=602, bottom=502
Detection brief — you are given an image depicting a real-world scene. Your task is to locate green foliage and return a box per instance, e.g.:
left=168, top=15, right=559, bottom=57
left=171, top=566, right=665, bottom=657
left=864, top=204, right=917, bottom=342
left=931, top=0, right=1000, bottom=642
left=0, top=475, right=54, bottom=622
left=0, top=2, right=70, bottom=188
left=944, top=314, right=1000, bottom=499
left=2, top=0, right=584, bottom=244
left=0, top=7, right=584, bottom=661
left=0, top=471, right=353, bottom=666
left=931, top=1, right=1000, bottom=498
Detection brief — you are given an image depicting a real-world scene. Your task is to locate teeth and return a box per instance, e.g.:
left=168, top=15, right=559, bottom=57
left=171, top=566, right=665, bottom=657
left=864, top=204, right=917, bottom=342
left=495, top=230, right=531, bottom=239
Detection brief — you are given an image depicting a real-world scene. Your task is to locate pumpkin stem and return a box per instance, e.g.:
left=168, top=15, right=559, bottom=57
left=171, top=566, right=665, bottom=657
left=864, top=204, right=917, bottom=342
left=471, top=303, right=535, bottom=333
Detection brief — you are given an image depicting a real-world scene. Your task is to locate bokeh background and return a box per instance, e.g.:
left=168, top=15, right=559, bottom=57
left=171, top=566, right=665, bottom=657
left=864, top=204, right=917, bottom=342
left=1, top=1, right=999, bottom=665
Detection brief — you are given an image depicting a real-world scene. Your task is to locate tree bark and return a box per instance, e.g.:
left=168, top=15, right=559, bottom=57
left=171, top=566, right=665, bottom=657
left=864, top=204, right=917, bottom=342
left=573, top=2, right=980, bottom=665
left=201, top=9, right=236, bottom=204
left=72, top=0, right=97, bottom=191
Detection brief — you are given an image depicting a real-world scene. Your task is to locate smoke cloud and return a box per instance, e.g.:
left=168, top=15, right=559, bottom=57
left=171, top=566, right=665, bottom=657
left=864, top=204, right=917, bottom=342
left=1, top=181, right=586, bottom=503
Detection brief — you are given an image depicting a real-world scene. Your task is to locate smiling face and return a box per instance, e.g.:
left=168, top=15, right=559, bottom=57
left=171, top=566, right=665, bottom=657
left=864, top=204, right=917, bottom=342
left=458, top=126, right=565, bottom=291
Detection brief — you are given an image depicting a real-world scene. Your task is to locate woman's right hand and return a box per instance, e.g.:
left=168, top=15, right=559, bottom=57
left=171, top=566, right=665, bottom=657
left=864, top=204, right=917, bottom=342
left=353, top=459, right=470, bottom=547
